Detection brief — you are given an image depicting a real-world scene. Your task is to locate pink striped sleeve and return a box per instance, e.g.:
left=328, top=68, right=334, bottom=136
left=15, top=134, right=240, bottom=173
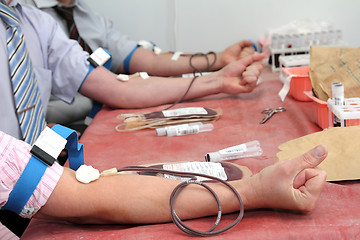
left=0, top=131, right=64, bottom=218
left=22, top=161, right=64, bottom=217
left=0, top=223, right=18, bottom=240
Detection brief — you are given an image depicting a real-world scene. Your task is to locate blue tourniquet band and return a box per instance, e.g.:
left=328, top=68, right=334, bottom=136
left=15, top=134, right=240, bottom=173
left=82, top=48, right=112, bottom=120
left=82, top=48, right=112, bottom=89
left=2, top=155, right=47, bottom=214
left=123, top=45, right=139, bottom=74
left=51, top=124, right=84, bottom=170
left=2, top=125, right=84, bottom=214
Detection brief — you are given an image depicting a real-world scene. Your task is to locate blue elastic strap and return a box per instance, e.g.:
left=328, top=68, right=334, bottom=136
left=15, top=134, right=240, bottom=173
left=102, top=49, right=112, bottom=70
left=51, top=124, right=84, bottom=170
left=81, top=48, right=113, bottom=89
left=87, top=101, right=102, bottom=120
left=82, top=49, right=112, bottom=120
left=123, top=45, right=139, bottom=74
left=2, top=156, right=47, bottom=215
left=2, top=125, right=84, bottom=214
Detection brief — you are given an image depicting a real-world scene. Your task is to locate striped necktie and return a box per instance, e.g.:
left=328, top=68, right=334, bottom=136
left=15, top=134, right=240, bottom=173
left=53, top=5, right=92, bottom=53
left=0, top=2, right=46, bottom=144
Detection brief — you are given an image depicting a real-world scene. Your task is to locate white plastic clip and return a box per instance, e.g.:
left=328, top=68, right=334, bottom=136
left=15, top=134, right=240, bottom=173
left=138, top=40, right=162, bottom=55
left=171, top=51, right=183, bottom=61
left=153, top=46, right=162, bottom=55
left=117, top=72, right=149, bottom=81
left=116, top=74, right=130, bottom=81
left=88, top=48, right=111, bottom=67
left=138, top=40, right=153, bottom=49
left=139, top=72, right=149, bottom=79
left=32, top=127, right=67, bottom=160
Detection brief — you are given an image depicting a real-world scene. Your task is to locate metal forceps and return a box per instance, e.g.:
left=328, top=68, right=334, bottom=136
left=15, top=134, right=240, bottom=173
left=260, top=107, right=286, bottom=124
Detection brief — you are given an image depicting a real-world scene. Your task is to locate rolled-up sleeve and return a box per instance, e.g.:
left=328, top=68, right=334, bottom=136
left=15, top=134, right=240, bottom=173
left=0, top=223, right=18, bottom=240
left=0, top=131, right=63, bottom=218
left=45, top=16, right=90, bottom=104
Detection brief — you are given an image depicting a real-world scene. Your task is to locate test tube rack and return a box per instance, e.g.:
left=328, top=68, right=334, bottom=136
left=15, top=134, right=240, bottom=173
left=279, top=54, right=310, bottom=69
left=269, top=30, right=344, bottom=72
left=327, top=98, right=360, bottom=127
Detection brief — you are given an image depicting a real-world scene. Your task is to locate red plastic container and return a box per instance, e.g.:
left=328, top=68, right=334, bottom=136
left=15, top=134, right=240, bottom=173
left=281, top=66, right=312, bottom=101
left=304, top=91, right=329, bottom=129
left=304, top=91, right=360, bottom=129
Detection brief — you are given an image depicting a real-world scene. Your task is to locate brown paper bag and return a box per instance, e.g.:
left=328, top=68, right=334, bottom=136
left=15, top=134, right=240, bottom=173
left=276, top=125, right=360, bottom=181
left=309, top=46, right=360, bottom=101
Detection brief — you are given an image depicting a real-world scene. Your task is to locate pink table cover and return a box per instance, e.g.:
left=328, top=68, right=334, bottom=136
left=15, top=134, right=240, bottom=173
left=22, top=68, right=360, bottom=239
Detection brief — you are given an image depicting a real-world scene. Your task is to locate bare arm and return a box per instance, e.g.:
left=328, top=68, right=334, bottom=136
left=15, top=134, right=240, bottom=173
left=118, top=40, right=255, bottom=77
left=34, top=145, right=327, bottom=225
left=79, top=53, right=264, bottom=109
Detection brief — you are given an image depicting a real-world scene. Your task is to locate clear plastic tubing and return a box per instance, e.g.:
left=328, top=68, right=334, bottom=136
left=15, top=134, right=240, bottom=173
left=205, top=140, right=263, bottom=162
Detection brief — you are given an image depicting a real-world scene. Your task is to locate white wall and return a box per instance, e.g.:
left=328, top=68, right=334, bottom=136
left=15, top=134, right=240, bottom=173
left=86, top=0, right=360, bottom=53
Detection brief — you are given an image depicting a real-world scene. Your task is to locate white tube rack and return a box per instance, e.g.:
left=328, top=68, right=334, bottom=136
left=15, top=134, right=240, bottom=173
left=328, top=98, right=360, bottom=127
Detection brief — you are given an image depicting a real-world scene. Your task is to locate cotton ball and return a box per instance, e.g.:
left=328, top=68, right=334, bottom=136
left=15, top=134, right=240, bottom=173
left=76, top=165, right=100, bottom=184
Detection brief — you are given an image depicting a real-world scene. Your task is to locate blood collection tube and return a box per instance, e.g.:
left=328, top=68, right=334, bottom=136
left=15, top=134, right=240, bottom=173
left=271, top=34, right=280, bottom=49
left=305, top=32, right=313, bottom=47
left=335, top=30, right=342, bottom=44
left=156, top=122, right=214, bottom=137
left=205, top=140, right=263, bottom=162
left=299, top=33, right=305, bottom=48
left=332, top=82, right=344, bottom=126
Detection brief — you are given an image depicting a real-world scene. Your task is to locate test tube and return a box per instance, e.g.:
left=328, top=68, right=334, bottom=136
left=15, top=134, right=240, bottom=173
left=332, top=82, right=344, bottom=126
left=156, top=123, right=200, bottom=136
left=292, top=34, right=300, bottom=49
left=284, top=34, right=293, bottom=49
left=298, top=33, right=305, bottom=48
left=278, top=35, right=286, bottom=49
left=205, top=140, right=263, bottom=162
left=335, top=30, right=342, bottom=44
left=271, top=34, right=282, bottom=68
left=156, top=122, right=214, bottom=137
left=313, top=32, right=321, bottom=45
left=271, top=34, right=280, bottom=49
left=328, top=30, right=335, bottom=44
left=320, top=31, right=328, bottom=45
left=305, top=32, right=313, bottom=47
left=332, top=82, right=344, bottom=105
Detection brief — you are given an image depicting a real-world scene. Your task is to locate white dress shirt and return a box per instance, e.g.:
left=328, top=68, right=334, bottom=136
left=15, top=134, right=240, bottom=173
left=22, top=0, right=138, bottom=72
left=0, top=0, right=89, bottom=139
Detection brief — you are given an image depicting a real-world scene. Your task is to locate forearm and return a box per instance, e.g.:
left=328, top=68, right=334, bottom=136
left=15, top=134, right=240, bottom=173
left=80, top=66, right=220, bottom=109
left=93, top=175, right=248, bottom=224
left=35, top=168, right=259, bottom=225
left=125, top=48, right=223, bottom=77
left=34, top=145, right=327, bottom=226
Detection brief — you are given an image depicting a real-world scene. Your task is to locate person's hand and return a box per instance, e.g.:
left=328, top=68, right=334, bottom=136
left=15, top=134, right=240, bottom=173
left=215, top=53, right=264, bottom=94
left=220, top=40, right=256, bottom=66
left=250, top=145, right=328, bottom=211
